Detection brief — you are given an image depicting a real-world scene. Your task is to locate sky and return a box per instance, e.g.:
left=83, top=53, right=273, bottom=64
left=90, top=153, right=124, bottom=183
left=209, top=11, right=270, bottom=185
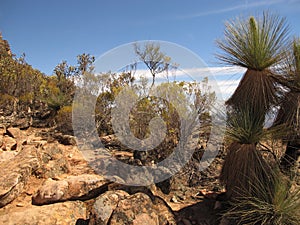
left=1, top=0, right=300, bottom=98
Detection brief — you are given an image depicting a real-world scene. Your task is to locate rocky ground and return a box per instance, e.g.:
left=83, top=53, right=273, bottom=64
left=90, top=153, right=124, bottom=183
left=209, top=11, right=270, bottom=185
left=0, top=122, right=228, bottom=225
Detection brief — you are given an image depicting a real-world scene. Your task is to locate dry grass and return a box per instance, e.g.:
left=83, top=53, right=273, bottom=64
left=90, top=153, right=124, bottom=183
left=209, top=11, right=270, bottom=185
left=226, top=69, right=280, bottom=115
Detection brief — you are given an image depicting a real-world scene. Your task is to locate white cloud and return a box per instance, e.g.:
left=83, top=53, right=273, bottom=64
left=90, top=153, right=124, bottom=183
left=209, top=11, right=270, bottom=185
left=216, top=79, right=241, bottom=99
left=132, top=66, right=245, bottom=80
left=129, top=66, right=244, bottom=100
left=179, top=0, right=285, bottom=18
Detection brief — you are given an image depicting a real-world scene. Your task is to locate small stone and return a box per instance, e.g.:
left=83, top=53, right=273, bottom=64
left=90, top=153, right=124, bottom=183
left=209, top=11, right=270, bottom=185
left=171, top=195, right=179, bottom=203
left=16, top=203, right=25, bottom=207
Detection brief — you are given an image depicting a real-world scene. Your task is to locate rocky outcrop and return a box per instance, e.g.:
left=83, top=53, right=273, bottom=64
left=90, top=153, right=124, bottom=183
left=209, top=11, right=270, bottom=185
left=0, top=145, right=39, bottom=207
left=0, top=201, right=87, bottom=225
left=32, top=174, right=111, bottom=205
left=0, top=125, right=226, bottom=224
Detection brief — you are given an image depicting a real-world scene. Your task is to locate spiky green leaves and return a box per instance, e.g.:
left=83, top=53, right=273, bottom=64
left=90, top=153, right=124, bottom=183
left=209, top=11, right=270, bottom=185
left=226, top=106, right=265, bottom=144
left=223, top=169, right=300, bottom=225
left=216, top=12, right=289, bottom=71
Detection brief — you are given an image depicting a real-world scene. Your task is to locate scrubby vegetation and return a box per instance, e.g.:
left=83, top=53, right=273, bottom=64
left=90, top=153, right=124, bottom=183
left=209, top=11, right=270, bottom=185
left=1, top=11, right=300, bottom=225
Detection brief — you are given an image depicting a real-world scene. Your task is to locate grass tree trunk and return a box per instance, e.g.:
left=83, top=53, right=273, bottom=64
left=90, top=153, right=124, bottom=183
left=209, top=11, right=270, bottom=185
left=280, top=140, right=300, bottom=173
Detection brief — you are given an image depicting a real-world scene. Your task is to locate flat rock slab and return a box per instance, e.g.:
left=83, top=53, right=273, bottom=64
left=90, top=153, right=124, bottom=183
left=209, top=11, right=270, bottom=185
left=0, top=145, right=39, bottom=207
left=32, top=174, right=111, bottom=205
left=0, top=200, right=87, bottom=225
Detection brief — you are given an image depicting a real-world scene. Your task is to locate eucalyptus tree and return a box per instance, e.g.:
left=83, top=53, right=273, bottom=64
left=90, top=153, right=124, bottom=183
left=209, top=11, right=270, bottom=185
left=134, top=42, right=177, bottom=88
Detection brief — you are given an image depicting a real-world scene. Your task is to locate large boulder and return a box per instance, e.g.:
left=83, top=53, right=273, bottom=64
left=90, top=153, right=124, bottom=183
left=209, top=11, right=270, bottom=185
left=109, top=192, right=159, bottom=225
left=109, top=192, right=176, bottom=225
left=32, top=174, right=111, bottom=205
left=0, top=145, right=39, bottom=207
left=0, top=201, right=87, bottom=225
left=92, top=190, right=130, bottom=225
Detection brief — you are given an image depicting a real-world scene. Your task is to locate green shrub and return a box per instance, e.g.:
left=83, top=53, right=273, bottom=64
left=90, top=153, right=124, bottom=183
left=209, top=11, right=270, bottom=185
left=55, top=106, right=73, bottom=135
left=0, top=94, right=15, bottom=115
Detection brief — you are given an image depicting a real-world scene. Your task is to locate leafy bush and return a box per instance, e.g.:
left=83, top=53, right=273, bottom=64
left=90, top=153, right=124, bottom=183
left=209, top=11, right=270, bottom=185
left=0, top=94, right=15, bottom=115
left=55, top=106, right=73, bottom=135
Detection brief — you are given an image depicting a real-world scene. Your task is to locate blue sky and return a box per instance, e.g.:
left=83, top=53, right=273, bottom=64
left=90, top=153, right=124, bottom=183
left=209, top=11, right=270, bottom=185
left=1, top=0, right=300, bottom=75
left=1, top=0, right=300, bottom=98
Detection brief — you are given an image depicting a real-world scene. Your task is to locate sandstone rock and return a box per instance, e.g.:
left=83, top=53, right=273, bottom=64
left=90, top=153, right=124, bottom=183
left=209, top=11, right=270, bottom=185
left=0, top=125, right=6, bottom=135
left=35, top=143, right=70, bottom=178
left=100, top=134, right=120, bottom=147
left=7, top=127, right=25, bottom=139
left=152, top=195, right=177, bottom=225
left=0, top=150, right=18, bottom=162
left=54, top=133, right=76, bottom=145
left=0, top=126, right=5, bottom=148
left=6, top=127, right=27, bottom=150
left=32, top=174, right=110, bottom=205
left=0, top=201, right=87, bottom=225
left=11, top=117, right=30, bottom=129
left=0, top=135, right=3, bottom=148
left=0, top=145, right=39, bottom=207
left=109, top=192, right=176, bottom=225
left=93, top=190, right=129, bottom=225
left=1, top=135, right=17, bottom=151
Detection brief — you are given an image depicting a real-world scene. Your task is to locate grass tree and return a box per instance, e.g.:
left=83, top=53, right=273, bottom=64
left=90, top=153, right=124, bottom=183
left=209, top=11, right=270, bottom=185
left=273, top=38, right=300, bottom=174
left=216, top=12, right=290, bottom=199
left=217, top=12, right=289, bottom=116
left=220, top=106, right=276, bottom=198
